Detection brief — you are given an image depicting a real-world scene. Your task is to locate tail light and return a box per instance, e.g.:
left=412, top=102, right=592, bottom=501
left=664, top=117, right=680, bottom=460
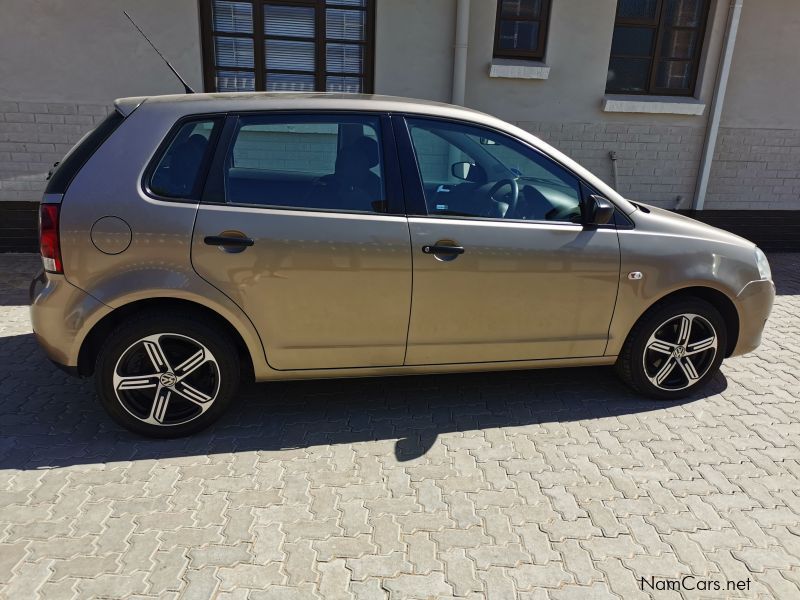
left=39, top=203, right=63, bottom=273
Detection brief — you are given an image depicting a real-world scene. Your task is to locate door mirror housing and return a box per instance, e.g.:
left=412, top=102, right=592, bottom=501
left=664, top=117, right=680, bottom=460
left=586, top=195, right=615, bottom=226
left=451, top=161, right=472, bottom=180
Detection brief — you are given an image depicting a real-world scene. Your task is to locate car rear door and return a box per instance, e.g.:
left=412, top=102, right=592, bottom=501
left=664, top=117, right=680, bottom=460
left=191, top=112, right=412, bottom=371
left=397, top=116, right=621, bottom=365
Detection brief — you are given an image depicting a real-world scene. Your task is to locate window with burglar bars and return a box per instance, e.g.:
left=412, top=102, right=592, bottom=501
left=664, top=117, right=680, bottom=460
left=199, top=0, right=374, bottom=93
left=606, top=0, right=710, bottom=96
left=493, top=0, right=552, bottom=61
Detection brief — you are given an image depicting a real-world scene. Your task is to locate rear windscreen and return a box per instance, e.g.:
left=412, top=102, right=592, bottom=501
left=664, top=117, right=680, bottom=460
left=44, top=110, right=125, bottom=195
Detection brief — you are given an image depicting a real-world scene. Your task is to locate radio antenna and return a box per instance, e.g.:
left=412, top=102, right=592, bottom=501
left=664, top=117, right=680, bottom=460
left=123, top=10, right=195, bottom=94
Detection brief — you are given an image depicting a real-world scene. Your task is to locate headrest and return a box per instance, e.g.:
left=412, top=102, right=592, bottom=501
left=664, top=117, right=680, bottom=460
left=343, top=136, right=380, bottom=169
left=185, top=134, right=208, bottom=151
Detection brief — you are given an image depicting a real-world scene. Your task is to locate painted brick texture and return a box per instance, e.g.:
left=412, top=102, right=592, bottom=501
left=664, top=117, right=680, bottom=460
left=2, top=98, right=799, bottom=212
left=706, top=127, right=800, bottom=210
left=516, top=121, right=706, bottom=210
left=0, top=100, right=111, bottom=202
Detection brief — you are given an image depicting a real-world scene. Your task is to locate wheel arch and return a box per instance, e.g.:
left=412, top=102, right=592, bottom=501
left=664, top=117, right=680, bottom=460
left=77, top=297, right=255, bottom=379
left=629, top=286, right=740, bottom=358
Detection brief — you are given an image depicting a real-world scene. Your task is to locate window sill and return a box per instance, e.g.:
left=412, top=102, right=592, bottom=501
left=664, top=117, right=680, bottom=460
left=489, top=59, right=550, bottom=80
left=602, top=95, right=706, bottom=116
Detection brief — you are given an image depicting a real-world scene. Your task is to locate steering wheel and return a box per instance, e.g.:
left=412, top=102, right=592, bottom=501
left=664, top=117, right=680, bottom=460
left=487, top=178, right=519, bottom=218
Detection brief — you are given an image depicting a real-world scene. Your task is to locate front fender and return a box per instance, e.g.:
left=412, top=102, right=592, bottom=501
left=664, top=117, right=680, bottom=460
left=606, top=225, right=760, bottom=357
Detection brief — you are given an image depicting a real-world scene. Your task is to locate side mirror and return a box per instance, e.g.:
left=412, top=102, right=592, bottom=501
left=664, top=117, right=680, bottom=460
left=451, top=161, right=472, bottom=180
left=586, top=195, right=615, bottom=226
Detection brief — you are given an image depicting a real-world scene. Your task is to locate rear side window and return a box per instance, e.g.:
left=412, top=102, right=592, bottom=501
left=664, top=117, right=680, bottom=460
left=45, top=110, right=124, bottom=195
left=223, top=115, right=386, bottom=213
left=149, top=119, right=220, bottom=199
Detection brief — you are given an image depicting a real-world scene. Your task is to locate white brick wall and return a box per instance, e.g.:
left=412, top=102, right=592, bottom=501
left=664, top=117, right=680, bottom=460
left=516, top=121, right=706, bottom=210
left=0, top=100, right=111, bottom=202
left=706, top=127, right=800, bottom=210
left=516, top=121, right=800, bottom=211
left=1, top=99, right=799, bottom=211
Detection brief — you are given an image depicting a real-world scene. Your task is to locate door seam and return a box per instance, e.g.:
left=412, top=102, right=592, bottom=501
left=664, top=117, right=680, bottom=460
left=402, top=216, right=414, bottom=366
left=602, top=227, right=624, bottom=356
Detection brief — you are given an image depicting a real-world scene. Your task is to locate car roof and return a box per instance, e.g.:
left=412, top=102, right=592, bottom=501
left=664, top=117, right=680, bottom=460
left=114, top=92, right=492, bottom=121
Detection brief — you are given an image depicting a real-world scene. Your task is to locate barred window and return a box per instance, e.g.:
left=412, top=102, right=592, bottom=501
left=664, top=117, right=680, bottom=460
left=607, top=0, right=710, bottom=96
left=200, top=0, right=375, bottom=93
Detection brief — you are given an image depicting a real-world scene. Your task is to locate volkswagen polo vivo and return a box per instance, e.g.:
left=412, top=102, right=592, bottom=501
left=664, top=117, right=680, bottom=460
left=30, top=93, right=775, bottom=437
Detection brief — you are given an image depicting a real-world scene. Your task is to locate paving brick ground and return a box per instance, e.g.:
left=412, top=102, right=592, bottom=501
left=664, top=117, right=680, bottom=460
left=1, top=252, right=799, bottom=599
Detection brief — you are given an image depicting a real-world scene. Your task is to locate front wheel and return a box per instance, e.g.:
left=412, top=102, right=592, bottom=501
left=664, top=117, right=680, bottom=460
left=94, top=312, right=241, bottom=437
left=616, top=298, right=727, bottom=400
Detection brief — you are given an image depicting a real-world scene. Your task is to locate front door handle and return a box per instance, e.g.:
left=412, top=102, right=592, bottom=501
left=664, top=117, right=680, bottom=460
left=204, top=235, right=254, bottom=248
left=422, top=244, right=464, bottom=257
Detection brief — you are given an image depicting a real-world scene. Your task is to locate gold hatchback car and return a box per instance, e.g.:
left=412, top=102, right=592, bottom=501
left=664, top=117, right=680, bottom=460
left=30, top=93, right=775, bottom=437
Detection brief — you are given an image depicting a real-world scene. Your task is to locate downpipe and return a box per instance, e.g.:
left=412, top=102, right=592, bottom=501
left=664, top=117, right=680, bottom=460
left=451, top=0, right=470, bottom=105
left=609, top=151, right=619, bottom=190
left=693, top=0, right=744, bottom=211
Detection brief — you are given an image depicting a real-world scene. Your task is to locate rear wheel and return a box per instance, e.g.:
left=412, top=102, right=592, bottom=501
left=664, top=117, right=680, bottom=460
left=616, top=298, right=727, bottom=400
left=94, top=312, right=240, bottom=437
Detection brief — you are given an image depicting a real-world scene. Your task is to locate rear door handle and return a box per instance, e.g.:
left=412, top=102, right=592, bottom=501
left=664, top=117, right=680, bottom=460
left=204, top=235, right=254, bottom=248
left=422, top=244, right=465, bottom=255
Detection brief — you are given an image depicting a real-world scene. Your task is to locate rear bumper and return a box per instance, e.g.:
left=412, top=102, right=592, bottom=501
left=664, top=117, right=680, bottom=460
left=731, top=279, right=775, bottom=357
left=30, top=271, right=111, bottom=372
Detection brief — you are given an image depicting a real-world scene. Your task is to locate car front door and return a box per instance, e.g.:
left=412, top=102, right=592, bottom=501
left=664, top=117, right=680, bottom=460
left=399, top=116, right=621, bottom=365
left=191, top=113, right=412, bottom=371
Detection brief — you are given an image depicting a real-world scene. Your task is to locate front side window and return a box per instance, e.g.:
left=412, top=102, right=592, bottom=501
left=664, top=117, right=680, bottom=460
left=150, top=120, right=218, bottom=198
left=223, top=115, right=385, bottom=213
left=407, top=118, right=583, bottom=224
left=606, top=0, right=710, bottom=96
left=200, top=0, right=374, bottom=93
left=493, top=0, right=552, bottom=60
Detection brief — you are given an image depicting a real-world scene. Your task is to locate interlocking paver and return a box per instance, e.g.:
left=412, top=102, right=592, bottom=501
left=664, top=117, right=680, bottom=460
left=382, top=572, right=452, bottom=598
left=554, top=539, right=603, bottom=585
left=404, top=531, right=441, bottom=575
left=1, top=252, right=800, bottom=598
left=440, top=548, right=482, bottom=596
left=508, top=563, right=573, bottom=589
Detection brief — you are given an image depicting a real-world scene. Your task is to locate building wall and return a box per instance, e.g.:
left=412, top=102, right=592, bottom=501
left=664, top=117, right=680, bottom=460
left=0, top=0, right=203, bottom=103
left=0, top=0, right=798, bottom=217
left=0, top=0, right=202, bottom=204
left=374, top=0, right=800, bottom=212
left=705, top=0, right=800, bottom=210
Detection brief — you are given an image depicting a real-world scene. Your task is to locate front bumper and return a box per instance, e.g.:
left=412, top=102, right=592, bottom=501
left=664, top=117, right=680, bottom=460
left=30, top=270, right=111, bottom=372
left=731, top=279, right=776, bottom=357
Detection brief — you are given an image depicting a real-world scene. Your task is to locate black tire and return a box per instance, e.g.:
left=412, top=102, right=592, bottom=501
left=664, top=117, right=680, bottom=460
left=94, top=311, right=240, bottom=438
left=616, top=297, right=727, bottom=400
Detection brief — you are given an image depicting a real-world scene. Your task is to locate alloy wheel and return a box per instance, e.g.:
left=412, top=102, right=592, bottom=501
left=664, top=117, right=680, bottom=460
left=642, top=313, right=718, bottom=392
left=112, top=333, right=221, bottom=426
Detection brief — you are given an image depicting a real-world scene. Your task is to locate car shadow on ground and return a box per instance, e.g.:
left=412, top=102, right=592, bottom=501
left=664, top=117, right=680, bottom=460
left=0, top=331, right=728, bottom=471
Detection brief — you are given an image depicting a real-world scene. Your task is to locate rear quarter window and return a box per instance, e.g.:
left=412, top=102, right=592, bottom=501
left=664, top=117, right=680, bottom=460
left=148, top=119, right=220, bottom=199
